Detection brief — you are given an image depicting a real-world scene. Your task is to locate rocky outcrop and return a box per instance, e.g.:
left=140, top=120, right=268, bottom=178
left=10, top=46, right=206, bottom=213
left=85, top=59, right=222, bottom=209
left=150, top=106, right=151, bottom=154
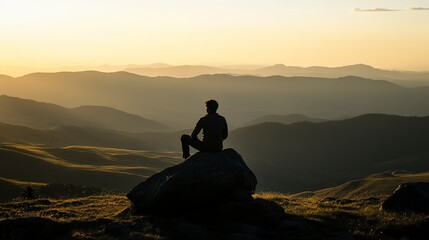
left=381, top=182, right=429, bottom=213
left=127, top=149, right=257, bottom=213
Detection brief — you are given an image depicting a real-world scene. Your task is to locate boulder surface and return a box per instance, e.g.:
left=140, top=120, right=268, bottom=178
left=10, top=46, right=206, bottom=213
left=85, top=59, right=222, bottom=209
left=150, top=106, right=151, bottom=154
left=127, top=149, right=257, bottom=213
left=381, top=182, right=429, bottom=213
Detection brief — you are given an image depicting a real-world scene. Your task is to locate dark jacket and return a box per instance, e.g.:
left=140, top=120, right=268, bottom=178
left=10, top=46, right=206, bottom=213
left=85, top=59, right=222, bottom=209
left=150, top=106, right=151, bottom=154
left=191, top=112, right=228, bottom=151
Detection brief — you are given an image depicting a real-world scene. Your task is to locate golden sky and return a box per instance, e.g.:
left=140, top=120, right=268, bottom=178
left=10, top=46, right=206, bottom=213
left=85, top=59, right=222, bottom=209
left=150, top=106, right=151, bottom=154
left=1, top=0, right=429, bottom=76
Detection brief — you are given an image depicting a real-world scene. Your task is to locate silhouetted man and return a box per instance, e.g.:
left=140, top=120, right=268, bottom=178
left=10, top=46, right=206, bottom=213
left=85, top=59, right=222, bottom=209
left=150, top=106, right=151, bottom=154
left=181, top=99, right=228, bottom=159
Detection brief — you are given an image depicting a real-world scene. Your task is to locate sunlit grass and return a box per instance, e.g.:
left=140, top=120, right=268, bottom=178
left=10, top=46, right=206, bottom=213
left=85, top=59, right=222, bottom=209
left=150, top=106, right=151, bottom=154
left=257, top=192, right=427, bottom=239
left=1, top=192, right=426, bottom=239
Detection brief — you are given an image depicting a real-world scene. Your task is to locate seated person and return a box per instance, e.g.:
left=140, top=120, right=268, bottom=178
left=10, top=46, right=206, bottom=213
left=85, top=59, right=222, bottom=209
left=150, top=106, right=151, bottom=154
left=181, top=99, right=228, bottom=159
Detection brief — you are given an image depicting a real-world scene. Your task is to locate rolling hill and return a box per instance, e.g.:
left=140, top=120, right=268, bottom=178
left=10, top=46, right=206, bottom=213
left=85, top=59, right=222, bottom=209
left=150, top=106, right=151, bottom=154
left=0, top=121, right=147, bottom=149
left=1, top=72, right=429, bottom=129
left=293, top=171, right=429, bottom=199
left=0, top=95, right=165, bottom=132
left=227, top=114, right=429, bottom=193
left=0, top=143, right=182, bottom=201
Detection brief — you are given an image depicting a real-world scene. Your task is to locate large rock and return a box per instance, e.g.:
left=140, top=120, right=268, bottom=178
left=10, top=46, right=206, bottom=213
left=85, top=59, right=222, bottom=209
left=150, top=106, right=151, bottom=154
left=127, top=149, right=257, bottom=213
left=381, top=182, right=429, bottom=213
left=219, top=199, right=286, bottom=227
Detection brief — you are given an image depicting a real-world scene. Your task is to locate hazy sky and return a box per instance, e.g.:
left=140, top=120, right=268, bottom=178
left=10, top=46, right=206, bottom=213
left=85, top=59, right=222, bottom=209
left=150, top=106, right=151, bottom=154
left=1, top=0, right=429, bottom=75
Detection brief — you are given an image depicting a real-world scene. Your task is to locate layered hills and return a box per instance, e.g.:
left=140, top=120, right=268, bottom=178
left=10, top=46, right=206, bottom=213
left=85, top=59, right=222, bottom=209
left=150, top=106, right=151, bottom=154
left=1, top=72, right=429, bottom=129
left=1, top=111, right=428, bottom=196
left=125, top=64, right=429, bottom=86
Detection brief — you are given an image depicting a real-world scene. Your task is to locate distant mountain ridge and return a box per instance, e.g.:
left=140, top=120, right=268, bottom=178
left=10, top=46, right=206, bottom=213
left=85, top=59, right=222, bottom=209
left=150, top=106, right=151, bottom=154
left=125, top=63, right=429, bottom=85
left=243, top=114, right=326, bottom=127
left=0, top=95, right=165, bottom=132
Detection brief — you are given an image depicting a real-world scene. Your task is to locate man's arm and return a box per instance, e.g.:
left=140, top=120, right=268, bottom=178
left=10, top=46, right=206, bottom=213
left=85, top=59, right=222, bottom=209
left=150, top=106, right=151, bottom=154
left=191, top=119, right=203, bottom=139
left=223, top=118, right=228, bottom=140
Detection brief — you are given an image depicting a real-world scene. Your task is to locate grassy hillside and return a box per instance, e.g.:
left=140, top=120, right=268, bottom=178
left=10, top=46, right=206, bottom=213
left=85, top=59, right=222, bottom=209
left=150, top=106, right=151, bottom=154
left=0, top=121, right=147, bottom=149
left=0, top=95, right=165, bottom=132
left=293, top=171, right=429, bottom=199
left=0, top=143, right=182, bottom=201
left=0, top=192, right=426, bottom=239
left=228, top=114, right=429, bottom=193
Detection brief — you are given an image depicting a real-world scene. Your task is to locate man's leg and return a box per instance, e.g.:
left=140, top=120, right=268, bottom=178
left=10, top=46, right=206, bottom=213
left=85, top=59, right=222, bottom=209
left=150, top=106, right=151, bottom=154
left=181, top=134, right=204, bottom=159
left=181, top=134, right=192, bottom=159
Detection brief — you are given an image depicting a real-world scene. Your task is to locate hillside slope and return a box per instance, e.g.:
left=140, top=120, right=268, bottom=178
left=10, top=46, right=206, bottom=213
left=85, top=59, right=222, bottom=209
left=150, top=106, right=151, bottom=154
left=0, top=121, right=146, bottom=149
left=0, top=143, right=182, bottom=198
left=228, top=114, right=429, bottom=193
left=0, top=95, right=165, bottom=132
left=293, top=171, right=429, bottom=199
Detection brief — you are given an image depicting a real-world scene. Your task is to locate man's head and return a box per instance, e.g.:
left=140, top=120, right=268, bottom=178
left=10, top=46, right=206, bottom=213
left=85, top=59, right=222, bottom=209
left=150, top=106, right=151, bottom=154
left=205, top=99, right=219, bottom=113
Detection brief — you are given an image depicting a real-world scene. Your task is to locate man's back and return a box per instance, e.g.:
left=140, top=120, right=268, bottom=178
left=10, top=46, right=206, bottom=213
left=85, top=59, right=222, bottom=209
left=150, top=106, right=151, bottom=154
left=192, top=113, right=228, bottom=152
left=181, top=99, right=227, bottom=158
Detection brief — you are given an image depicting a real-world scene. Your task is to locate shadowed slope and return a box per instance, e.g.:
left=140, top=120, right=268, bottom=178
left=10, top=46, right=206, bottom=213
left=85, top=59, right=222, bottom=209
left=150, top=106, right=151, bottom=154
left=228, top=114, right=429, bottom=193
left=0, top=95, right=165, bottom=132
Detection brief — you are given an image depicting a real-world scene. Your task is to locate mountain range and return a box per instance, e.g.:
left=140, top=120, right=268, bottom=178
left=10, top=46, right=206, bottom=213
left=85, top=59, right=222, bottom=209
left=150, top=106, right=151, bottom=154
left=1, top=72, right=429, bottom=129
left=125, top=64, right=429, bottom=86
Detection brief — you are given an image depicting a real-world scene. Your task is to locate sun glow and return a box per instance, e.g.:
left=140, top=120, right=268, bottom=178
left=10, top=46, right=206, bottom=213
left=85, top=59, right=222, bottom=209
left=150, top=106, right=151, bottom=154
left=1, top=0, right=429, bottom=76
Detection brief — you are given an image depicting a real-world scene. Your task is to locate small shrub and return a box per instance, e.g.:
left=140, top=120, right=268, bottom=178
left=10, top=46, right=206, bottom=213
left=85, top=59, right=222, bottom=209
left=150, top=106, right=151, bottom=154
left=21, top=186, right=37, bottom=200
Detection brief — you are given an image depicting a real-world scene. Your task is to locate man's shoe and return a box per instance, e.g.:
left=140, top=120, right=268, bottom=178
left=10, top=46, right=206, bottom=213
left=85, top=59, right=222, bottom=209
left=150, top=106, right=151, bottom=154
left=182, top=153, right=190, bottom=159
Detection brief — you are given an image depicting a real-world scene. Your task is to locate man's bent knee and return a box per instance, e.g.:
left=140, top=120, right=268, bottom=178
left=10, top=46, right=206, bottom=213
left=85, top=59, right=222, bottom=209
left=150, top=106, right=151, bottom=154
left=181, top=134, right=191, bottom=143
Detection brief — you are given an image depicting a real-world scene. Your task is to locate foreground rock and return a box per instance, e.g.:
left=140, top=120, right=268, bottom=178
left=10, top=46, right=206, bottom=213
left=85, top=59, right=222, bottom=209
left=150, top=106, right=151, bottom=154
left=127, top=149, right=257, bottom=213
left=219, top=199, right=286, bottom=227
left=381, top=182, right=429, bottom=213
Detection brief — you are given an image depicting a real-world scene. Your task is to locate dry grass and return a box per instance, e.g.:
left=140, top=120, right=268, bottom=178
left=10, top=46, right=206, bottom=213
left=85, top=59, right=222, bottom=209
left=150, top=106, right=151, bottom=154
left=0, top=195, right=128, bottom=222
left=257, top=192, right=428, bottom=239
left=1, top=193, right=427, bottom=239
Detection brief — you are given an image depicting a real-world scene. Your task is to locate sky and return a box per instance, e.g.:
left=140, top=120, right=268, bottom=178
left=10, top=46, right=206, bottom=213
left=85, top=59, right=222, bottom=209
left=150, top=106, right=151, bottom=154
left=1, top=0, right=429, bottom=76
